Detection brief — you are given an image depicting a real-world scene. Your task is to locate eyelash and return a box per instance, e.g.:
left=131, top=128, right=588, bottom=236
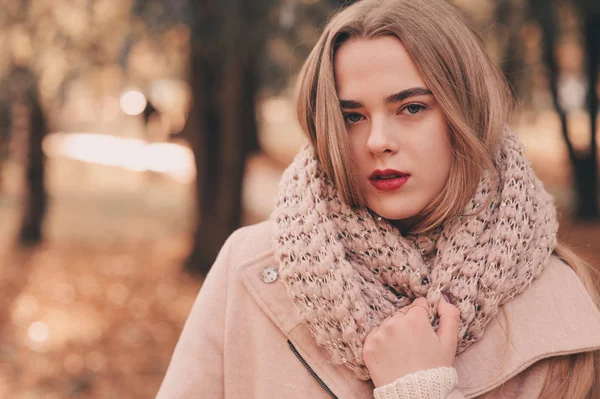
left=343, top=103, right=427, bottom=124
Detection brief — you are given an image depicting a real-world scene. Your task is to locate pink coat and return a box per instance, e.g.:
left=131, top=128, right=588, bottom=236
left=157, top=221, right=600, bottom=398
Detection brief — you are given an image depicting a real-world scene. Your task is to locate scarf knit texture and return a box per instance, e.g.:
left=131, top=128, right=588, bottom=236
left=271, top=128, right=558, bottom=380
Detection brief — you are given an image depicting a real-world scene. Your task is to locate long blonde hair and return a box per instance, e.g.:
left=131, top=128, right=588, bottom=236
left=295, top=0, right=600, bottom=396
left=296, top=0, right=511, bottom=234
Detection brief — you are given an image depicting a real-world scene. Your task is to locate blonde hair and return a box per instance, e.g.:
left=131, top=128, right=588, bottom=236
left=295, top=0, right=600, bottom=396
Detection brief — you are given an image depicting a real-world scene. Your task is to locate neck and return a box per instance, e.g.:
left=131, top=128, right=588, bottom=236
left=366, top=208, right=421, bottom=235
left=390, top=217, right=419, bottom=235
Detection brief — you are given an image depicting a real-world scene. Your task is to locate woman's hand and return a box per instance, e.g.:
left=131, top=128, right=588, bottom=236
left=363, top=295, right=461, bottom=387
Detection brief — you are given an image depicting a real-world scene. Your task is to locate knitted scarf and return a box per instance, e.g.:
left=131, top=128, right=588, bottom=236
left=271, top=128, right=558, bottom=380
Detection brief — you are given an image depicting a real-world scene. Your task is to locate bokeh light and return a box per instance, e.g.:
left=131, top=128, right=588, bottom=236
left=28, top=321, right=50, bottom=343
left=120, top=90, right=148, bottom=116
left=42, top=132, right=196, bottom=183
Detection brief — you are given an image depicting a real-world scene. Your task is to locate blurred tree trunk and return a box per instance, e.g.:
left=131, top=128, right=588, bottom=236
left=184, top=0, right=271, bottom=274
left=495, top=0, right=526, bottom=100
left=14, top=67, right=48, bottom=245
left=0, top=94, right=10, bottom=193
left=579, top=11, right=599, bottom=220
left=532, top=0, right=599, bottom=220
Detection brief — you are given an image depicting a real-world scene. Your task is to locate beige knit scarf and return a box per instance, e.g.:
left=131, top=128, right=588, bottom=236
left=271, top=128, right=558, bottom=380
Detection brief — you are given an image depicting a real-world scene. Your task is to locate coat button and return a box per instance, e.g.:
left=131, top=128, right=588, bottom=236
left=261, top=266, right=279, bottom=283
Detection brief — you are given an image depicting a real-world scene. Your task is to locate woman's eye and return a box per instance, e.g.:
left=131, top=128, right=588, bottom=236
left=344, top=113, right=364, bottom=124
left=403, top=104, right=426, bottom=115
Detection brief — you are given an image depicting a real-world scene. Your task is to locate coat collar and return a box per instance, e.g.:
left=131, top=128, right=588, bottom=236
left=239, top=251, right=600, bottom=398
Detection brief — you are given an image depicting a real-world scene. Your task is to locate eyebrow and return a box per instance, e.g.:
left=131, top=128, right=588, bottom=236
left=339, top=87, right=433, bottom=109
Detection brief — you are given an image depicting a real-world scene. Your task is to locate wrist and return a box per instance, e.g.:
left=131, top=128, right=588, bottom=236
left=373, top=367, right=458, bottom=399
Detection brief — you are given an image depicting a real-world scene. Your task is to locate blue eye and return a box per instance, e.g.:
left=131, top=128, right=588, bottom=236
left=344, top=113, right=364, bottom=124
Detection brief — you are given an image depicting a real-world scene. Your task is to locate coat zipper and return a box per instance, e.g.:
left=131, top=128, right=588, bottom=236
left=288, top=340, right=339, bottom=399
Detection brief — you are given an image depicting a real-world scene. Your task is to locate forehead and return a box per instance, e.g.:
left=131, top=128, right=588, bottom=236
left=334, top=36, right=427, bottom=100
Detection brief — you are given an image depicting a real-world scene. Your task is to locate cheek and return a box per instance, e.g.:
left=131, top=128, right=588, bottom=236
left=419, top=127, right=452, bottom=183
left=348, top=129, right=368, bottom=164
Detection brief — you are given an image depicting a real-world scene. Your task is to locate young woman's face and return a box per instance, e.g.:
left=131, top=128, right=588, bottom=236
left=334, top=36, right=453, bottom=227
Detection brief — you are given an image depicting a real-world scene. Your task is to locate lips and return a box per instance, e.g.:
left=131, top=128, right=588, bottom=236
left=369, top=169, right=411, bottom=191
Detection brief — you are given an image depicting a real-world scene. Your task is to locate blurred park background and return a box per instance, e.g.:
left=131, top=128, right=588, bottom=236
left=0, top=0, right=599, bottom=397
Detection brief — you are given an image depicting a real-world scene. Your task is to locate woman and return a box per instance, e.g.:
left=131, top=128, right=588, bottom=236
left=157, top=0, right=600, bottom=397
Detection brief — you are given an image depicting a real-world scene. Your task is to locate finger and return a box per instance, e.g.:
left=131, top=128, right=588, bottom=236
left=408, top=297, right=431, bottom=317
left=386, top=307, right=408, bottom=324
left=367, top=324, right=378, bottom=338
left=436, top=295, right=460, bottom=354
left=379, top=309, right=402, bottom=331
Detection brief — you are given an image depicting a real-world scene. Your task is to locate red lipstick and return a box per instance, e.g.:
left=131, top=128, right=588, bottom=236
left=369, top=169, right=411, bottom=191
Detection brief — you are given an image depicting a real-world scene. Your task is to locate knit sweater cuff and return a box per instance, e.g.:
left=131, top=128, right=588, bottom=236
left=373, top=367, right=458, bottom=399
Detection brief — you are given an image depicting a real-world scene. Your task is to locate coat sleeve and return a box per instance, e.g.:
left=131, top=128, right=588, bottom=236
left=156, top=231, right=238, bottom=398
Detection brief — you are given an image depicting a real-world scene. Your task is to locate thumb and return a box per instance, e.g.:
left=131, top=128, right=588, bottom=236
left=436, top=294, right=460, bottom=355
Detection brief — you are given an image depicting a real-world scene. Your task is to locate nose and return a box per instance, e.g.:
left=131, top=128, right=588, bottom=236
left=366, top=117, right=398, bottom=156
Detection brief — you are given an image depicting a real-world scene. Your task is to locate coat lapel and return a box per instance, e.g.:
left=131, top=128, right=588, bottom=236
left=239, top=250, right=374, bottom=398
left=455, top=255, right=600, bottom=397
left=240, top=250, right=600, bottom=398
